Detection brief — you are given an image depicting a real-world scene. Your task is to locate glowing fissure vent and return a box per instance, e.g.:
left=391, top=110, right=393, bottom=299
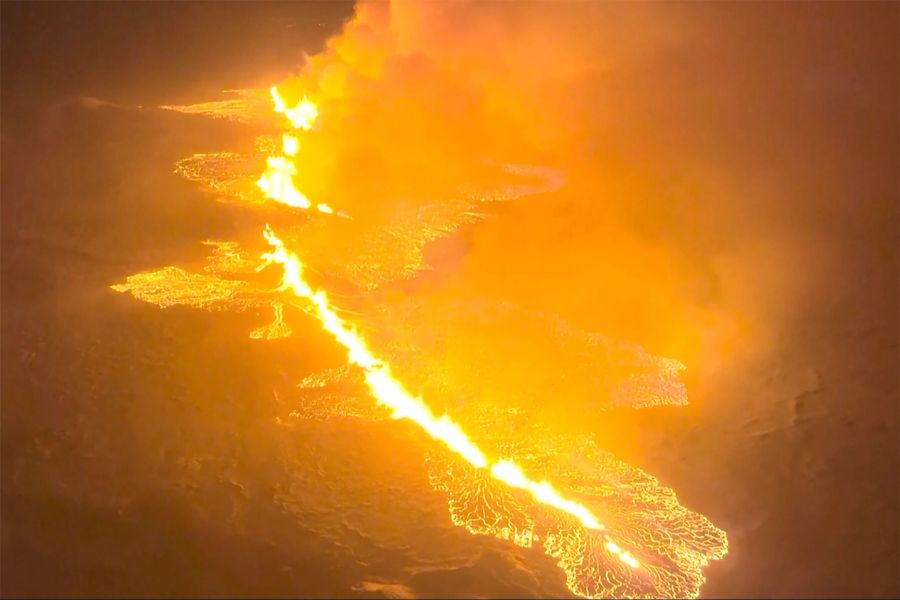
left=261, top=226, right=640, bottom=570
left=256, top=88, right=335, bottom=215
left=271, top=86, right=318, bottom=131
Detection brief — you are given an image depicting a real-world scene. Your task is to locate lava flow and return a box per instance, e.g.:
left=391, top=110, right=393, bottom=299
left=260, top=225, right=641, bottom=570
left=112, top=71, right=729, bottom=597
left=256, top=89, right=634, bottom=553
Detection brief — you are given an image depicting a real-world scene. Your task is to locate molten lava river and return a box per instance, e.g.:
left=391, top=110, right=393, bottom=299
left=112, top=78, right=727, bottom=598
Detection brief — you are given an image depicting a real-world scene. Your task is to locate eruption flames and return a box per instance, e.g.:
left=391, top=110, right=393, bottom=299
left=271, top=86, right=318, bottom=131
left=256, top=87, right=334, bottom=215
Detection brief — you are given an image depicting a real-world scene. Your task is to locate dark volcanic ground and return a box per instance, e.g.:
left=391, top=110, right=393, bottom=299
left=2, top=2, right=898, bottom=598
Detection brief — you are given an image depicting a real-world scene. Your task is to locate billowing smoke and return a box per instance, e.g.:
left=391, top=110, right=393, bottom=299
left=270, top=0, right=896, bottom=395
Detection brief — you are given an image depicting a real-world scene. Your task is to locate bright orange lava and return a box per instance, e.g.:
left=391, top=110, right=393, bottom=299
left=256, top=88, right=334, bottom=215
left=115, top=63, right=728, bottom=598
left=261, top=226, right=641, bottom=570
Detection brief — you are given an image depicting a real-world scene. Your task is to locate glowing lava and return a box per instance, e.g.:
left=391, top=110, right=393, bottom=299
left=261, top=226, right=641, bottom=570
left=271, top=86, right=318, bottom=131
left=257, top=155, right=312, bottom=209
left=120, top=71, right=728, bottom=599
left=256, top=89, right=334, bottom=215
left=282, top=133, right=300, bottom=157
